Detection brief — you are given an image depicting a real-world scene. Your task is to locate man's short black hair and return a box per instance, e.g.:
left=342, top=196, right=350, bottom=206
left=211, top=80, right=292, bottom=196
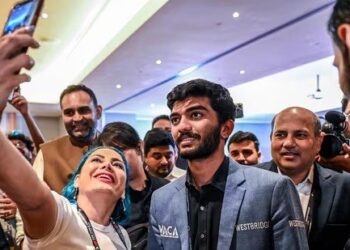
left=96, top=122, right=141, bottom=149
left=328, top=0, right=350, bottom=52
left=227, top=131, right=260, bottom=152
left=341, top=96, right=349, bottom=112
left=59, top=84, right=98, bottom=108
left=143, top=128, right=176, bottom=156
left=152, top=115, right=170, bottom=128
left=167, top=79, right=236, bottom=124
left=8, top=131, right=34, bottom=152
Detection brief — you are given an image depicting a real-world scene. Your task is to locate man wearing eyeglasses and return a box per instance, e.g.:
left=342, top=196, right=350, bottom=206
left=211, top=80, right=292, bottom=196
left=317, top=97, right=350, bottom=172
left=7, top=131, right=34, bottom=164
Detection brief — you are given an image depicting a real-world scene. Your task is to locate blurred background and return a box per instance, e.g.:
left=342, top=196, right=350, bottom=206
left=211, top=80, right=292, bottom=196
left=0, top=0, right=340, bottom=161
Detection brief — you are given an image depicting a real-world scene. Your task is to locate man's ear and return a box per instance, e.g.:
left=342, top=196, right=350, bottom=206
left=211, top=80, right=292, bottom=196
left=337, top=24, right=350, bottom=48
left=221, top=120, right=234, bottom=140
left=257, top=151, right=262, bottom=159
left=316, top=132, right=325, bottom=153
left=96, top=105, right=103, bottom=119
left=138, top=141, right=144, bottom=156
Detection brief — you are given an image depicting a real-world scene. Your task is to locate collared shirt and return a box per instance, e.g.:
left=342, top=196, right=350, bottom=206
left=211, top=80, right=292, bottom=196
left=186, top=157, right=229, bottom=250
left=277, top=164, right=314, bottom=217
left=165, top=166, right=187, bottom=182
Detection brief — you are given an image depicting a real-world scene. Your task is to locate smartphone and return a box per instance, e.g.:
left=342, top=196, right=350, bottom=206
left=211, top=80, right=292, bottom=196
left=3, top=0, right=43, bottom=101
left=3, top=0, right=44, bottom=35
left=8, top=86, right=21, bottom=102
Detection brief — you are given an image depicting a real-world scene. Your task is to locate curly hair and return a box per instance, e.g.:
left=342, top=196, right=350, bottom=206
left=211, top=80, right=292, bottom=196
left=167, top=79, right=236, bottom=124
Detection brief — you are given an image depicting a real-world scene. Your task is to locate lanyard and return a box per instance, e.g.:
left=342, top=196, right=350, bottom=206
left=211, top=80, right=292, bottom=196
left=304, top=188, right=314, bottom=235
left=77, top=206, right=127, bottom=250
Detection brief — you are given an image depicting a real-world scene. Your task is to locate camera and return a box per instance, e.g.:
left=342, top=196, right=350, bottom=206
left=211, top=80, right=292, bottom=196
left=319, top=110, right=350, bottom=159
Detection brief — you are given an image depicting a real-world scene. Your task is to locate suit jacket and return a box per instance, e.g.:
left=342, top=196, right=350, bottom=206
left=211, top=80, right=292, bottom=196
left=148, top=159, right=308, bottom=250
left=258, top=161, right=350, bottom=250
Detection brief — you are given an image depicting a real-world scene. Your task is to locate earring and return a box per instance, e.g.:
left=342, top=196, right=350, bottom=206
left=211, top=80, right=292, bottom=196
left=73, top=187, right=79, bottom=200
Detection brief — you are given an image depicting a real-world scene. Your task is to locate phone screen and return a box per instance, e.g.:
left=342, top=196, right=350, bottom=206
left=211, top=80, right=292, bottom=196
left=3, top=0, right=40, bottom=35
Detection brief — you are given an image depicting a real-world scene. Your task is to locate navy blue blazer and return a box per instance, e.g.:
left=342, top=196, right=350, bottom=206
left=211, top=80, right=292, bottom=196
left=258, top=161, right=350, bottom=250
left=148, top=159, right=309, bottom=250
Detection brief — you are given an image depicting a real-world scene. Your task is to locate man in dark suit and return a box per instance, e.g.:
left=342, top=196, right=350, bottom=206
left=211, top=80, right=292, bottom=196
left=148, top=79, right=308, bottom=250
left=258, top=106, right=350, bottom=250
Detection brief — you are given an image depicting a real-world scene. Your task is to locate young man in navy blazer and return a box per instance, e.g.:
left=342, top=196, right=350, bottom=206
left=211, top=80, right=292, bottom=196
left=148, top=79, right=308, bottom=250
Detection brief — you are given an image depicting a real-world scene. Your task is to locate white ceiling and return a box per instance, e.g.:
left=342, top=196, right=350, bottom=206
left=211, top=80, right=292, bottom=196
left=2, top=0, right=342, bottom=120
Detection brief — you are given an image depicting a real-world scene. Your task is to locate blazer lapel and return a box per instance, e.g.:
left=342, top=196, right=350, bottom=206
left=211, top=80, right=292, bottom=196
left=173, top=178, right=190, bottom=250
left=217, top=160, right=246, bottom=250
left=268, top=161, right=278, bottom=173
left=311, top=165, right=335, bottom=239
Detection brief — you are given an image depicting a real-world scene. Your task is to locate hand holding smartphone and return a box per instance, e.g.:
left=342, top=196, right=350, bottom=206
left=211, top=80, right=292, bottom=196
left=2, top=0, right=44, bottom=101
left=3, top=0, right=44, bottom=36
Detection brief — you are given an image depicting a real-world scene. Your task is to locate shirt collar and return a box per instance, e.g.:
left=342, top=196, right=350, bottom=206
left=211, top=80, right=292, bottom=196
left=186, top=157, right=229, bottom=192
left=277, top=164, right=314, bottom=194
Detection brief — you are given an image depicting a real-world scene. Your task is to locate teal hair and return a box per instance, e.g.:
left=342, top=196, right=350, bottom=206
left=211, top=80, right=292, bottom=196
left=62, top=146, right=131, bottom=223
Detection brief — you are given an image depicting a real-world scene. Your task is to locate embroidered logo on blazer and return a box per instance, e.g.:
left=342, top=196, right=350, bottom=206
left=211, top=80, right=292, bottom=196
left=235, top=221, right=270, bottom=231
left=158, top=225, right=179, bottom=238
left=288, top=220, right=305, bottom=228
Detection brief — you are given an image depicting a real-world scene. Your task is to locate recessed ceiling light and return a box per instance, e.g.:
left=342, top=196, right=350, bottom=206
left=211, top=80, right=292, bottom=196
left=116, top=84, right=122, bottom=89
left=232, top=12, right=240, bottom=18
left=239, top=70, right=245, bottom=75
left=41, top=13, right=49, bottom=19
left=156, top=59, right=162, bottom=65
left=150, top=103, right=156, bottom=108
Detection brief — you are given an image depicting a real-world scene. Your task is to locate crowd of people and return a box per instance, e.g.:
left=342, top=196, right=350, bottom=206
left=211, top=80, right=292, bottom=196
left=0, top=0, right=350, bottom=249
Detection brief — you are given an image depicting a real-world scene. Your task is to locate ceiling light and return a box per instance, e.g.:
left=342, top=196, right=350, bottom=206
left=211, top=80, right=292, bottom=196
left=41, top=13, right=49, bottom=19
left=178, top=65, right=199, bottom=76
left=156, top=59, right=162, bottom=65
left=116, top=84, right=122, bottom=89
left=150, top=103, right=156, bottom=108
left=232, top=12, right=240, bottom=18
left=239, top=70, right=245, bottom=75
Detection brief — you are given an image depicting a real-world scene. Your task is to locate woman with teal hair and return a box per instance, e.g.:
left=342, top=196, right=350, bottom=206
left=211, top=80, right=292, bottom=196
left=0, top=136, right=132, bottom=249
left=63, top=146, right=131, bottom=224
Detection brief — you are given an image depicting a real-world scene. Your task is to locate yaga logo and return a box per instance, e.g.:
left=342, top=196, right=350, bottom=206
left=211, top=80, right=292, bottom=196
left=158, top=225, right=179, bottom=238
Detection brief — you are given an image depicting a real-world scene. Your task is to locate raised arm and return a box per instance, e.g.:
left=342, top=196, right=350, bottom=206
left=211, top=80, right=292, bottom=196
left=10, top=93, right=45, bottom=151
left=0, top=28, right=57, bottom=239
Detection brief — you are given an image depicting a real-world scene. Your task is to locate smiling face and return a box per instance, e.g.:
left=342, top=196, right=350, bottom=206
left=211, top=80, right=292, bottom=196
left=75, top=148, right=126, bottom=200
left=170, top=97, right=229, bottom=160
left=61, top=90, right=101, bottom=144
left=271, top=108, right=322, bottom=177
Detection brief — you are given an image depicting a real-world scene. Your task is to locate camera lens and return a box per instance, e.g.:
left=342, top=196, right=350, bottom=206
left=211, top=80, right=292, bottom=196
left=319, top=135, right=343, bottom=159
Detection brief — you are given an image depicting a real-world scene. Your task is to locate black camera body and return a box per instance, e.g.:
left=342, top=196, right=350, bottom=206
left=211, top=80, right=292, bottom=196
left=319, top=111, right=350, bottom=159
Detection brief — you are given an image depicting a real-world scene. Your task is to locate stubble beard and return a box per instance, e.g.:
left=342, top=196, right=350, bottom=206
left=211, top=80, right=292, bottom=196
left=178, top=124, right=221, bottom=160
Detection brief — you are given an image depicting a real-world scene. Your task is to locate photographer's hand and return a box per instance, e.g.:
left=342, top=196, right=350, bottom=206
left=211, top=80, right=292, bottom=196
left=343, top=143, right=350, bottom=157
left=318, top=144, right=350, bottom=172
left=0, top=27, right=39, bottom=118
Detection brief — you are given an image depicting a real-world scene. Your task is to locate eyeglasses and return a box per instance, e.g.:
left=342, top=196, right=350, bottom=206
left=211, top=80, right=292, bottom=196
left=11, top=141, right=27, bottom=150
